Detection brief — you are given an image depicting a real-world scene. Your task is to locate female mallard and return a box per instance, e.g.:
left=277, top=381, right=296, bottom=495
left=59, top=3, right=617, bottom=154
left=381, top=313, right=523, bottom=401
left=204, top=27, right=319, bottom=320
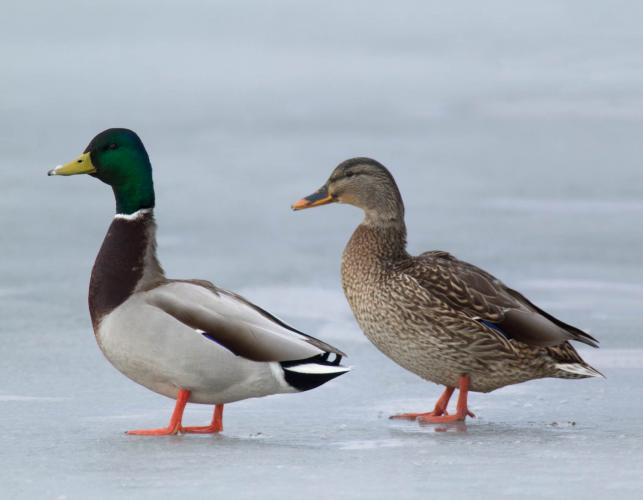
left=292, top=158, right=601, bottom=423
left=48, top=128, right=349, bottom=435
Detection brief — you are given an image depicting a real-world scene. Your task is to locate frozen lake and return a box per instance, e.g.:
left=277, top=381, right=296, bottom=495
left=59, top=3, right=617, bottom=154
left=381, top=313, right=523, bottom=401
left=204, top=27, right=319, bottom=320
left=2, top=1, right=643, bottom=498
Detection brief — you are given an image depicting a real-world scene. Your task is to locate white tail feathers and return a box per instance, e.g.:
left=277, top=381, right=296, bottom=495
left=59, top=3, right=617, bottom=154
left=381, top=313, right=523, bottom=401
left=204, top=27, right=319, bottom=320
left=282, top=364, right=351, bottom=375
left=555, top=363, right=604, bottom=378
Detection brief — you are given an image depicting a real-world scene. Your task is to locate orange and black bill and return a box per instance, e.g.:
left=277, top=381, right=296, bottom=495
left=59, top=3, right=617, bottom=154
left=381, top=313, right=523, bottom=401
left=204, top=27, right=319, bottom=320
left=291, top=185, right=335, bottom=210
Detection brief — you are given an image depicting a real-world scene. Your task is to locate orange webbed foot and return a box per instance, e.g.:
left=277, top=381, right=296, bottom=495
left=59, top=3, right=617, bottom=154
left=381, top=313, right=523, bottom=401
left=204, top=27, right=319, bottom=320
left=417, top=411, right=474, bottom=424
left=181, top=424, right=222, bottom=434
left=182, top=404, right=224, bottom=434
left=418, top=414, right=462, bottom=424
left=395, top=376, right=476, bottom=425
left=390, top=386, right=454, bottom=421
left=126, top=425, right=182, bottom=436
left=126, top=389, right=190, bottom=436
left=417, top=375, right=475, bottom=424
left=390, top=410, right=449, bottom=420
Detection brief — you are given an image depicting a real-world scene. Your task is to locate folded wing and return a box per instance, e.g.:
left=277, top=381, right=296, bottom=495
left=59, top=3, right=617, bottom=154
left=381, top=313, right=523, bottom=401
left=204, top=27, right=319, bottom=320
left=147, top=281, right=345, bottom=363
left=399, top=251, right=599, bottom=349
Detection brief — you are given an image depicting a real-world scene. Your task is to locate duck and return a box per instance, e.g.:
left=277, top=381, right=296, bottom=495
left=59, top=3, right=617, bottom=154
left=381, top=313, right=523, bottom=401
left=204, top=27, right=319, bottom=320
left=291, top=157, right=601, bottom=423
left=48, top=128, right=350, bottom=435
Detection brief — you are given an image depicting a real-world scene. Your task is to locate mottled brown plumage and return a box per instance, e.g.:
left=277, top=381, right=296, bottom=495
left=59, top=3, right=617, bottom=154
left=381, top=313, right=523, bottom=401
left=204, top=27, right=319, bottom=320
left=293, top=157, right=602, bottom=420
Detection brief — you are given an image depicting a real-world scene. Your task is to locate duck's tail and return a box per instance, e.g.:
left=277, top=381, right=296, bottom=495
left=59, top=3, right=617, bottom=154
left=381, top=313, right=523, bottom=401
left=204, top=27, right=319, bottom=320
left=280, top=354, right=351, bottom=391
left=555, top=362, right=605, bottom=379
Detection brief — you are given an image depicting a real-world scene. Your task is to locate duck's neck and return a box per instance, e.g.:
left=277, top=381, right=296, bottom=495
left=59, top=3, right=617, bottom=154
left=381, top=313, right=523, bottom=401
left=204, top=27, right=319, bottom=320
left=88, top=208, right=165, bottom=329
left=345, top=219, right=408, bottom=263
left=111, top=164, right=155, bottom=216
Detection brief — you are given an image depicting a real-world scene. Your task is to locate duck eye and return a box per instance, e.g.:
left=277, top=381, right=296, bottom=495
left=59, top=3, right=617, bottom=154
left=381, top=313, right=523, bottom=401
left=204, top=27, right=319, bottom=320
left=346, top=171, right=354, bottom=178
left=107, top=143, right=118, bottom=150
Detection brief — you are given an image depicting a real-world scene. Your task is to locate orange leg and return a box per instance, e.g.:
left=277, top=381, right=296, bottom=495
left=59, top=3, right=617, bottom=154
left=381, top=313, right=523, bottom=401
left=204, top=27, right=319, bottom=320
left=127, top=389, right=190, bottom=436
left=418, top=375, right=476, bottom=424
left=390, top=386, right=455, bottom=420
left=182, top=404, right=224, bottom=434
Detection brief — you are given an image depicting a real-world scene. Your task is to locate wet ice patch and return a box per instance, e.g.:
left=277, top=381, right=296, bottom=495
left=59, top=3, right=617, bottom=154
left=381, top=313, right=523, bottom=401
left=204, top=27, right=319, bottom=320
left=483, top=198, right=643, bottom=214
left=522, top=279, right=643, bottom=295
left=238, top=285, right=365, bottom=343
left=0, top=285, right=39, bottom=298
left=547, top=420, right=578, bottom=428
left=581, top=349, right=643, bottom=369
left=0, top=395, right=67, bottom=402
left=314, top=320, right=367, bottom=344
left=337, top=438, right=416, bottom=450
left=84, top=413, right=159, bottom=422
left=238, top=285, right=351, bottom=321
left=516, top=279, right=643, bottom=322
left=477, top=97, right=643, bottom=120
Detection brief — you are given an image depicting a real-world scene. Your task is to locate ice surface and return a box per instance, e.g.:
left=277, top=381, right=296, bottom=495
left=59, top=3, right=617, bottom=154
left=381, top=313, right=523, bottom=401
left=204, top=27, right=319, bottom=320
left=2, top=0, right=643, bottom=498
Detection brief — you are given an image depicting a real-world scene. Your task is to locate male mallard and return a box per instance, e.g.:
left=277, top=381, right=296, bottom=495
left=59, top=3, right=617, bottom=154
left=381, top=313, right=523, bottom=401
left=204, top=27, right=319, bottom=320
left=48, top=128, right=349, bottom=435
left=292, top=158, right=601, bottom=423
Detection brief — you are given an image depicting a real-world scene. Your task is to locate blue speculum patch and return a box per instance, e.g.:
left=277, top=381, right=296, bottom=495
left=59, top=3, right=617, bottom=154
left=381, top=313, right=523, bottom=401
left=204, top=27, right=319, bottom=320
left=478, top=319, right=511, bottom=339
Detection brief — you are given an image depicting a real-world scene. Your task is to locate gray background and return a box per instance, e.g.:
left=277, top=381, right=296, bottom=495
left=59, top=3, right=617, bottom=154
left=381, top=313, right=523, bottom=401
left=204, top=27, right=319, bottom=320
left=1, top=1, right=642, bottom=498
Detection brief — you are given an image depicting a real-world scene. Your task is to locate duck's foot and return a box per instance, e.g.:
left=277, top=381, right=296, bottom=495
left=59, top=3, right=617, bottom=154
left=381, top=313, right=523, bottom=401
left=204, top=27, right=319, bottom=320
left=390, top=410, right=449, bottom=420
left=418, top=409, right=475, bottom=424
left=418, top=375, right=475, bottom=424
left=127, top=426, right=182, bottom=436
left=182, top=404, right=224, bottom=434
left=389, top=386, right=455, bottom=420
left=181, top=425, right=221, bottom=434
left=126, top=389, right=190, bottom=436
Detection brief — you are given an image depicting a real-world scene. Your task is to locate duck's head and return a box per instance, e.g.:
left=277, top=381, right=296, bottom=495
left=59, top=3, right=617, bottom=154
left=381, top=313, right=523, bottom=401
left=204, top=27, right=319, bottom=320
left=291, top=157, right=404, bottom=224
left=48, top=128, right=154, bottom=215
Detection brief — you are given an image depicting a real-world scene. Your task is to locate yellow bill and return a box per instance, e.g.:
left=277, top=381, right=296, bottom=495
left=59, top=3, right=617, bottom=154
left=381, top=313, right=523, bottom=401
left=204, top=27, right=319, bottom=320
left=48, top=152, right=96, bottom=176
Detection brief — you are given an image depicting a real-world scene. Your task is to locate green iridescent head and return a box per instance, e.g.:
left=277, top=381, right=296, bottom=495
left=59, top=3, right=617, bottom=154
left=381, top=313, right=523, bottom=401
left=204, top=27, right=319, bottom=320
left=49, top=128, right=155, bottom=215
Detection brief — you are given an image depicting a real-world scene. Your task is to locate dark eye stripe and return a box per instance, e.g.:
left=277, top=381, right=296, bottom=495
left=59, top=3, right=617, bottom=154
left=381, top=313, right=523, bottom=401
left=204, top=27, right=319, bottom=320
left=330, top=171, right=360, bottom=182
